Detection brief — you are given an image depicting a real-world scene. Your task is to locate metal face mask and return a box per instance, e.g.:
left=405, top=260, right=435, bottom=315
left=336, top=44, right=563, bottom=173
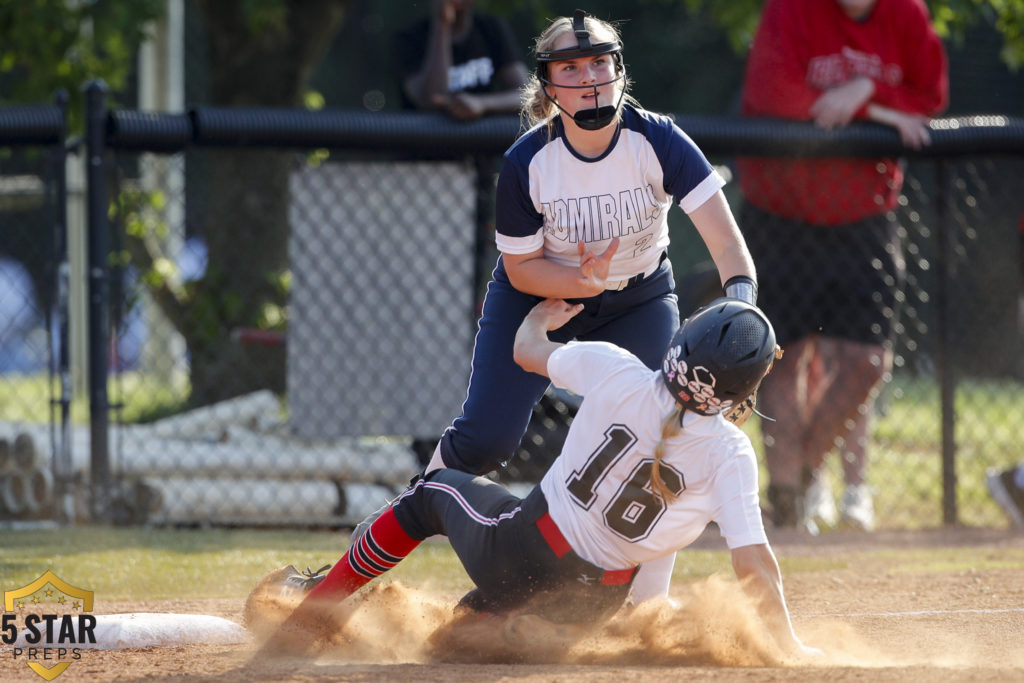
left=536, top=9, right=626, bottom=131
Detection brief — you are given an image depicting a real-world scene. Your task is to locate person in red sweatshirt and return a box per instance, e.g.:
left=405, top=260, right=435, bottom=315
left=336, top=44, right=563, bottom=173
left=736, top=0, right=948, bottom=532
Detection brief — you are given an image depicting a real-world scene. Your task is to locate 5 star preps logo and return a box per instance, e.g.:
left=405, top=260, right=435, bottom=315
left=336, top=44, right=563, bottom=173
left=3, top=571, right=97, bottom=680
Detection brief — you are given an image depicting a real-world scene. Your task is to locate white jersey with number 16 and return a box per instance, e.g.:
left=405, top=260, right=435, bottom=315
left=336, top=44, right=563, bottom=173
left=539, top=341, right=768, bottom=571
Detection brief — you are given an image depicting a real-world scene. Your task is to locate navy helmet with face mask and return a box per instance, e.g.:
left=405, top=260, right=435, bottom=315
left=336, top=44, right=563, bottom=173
left=535, top=9, right=626, bottom=131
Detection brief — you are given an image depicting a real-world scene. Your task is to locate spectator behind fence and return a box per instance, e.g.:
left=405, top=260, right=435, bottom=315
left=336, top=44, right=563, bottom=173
left=736, top=0, right=948, bottom=532
left=395, top=0, right=528, bottom=120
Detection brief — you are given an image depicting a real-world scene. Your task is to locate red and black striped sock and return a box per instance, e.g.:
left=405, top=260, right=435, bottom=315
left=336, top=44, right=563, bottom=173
left=304, top=506, right=421, bottom=602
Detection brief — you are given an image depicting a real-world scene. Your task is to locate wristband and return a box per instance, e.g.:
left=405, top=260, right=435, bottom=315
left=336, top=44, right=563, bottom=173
left=723, top=275, right=757, bottom=305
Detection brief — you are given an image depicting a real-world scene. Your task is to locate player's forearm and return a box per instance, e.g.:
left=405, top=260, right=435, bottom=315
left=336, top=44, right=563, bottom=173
left=505, top=257, right=603, bottom=299
left=690, top=192, right=756, bottom=286
left=470, top=90, right=525, bottom=115
left=748, top=570, right=803, bottom=653
left=732, top=544, right=803, bottom=654
left=512, top=317, right=560, bottom=377
left=405, top=19, right=454, bottom=106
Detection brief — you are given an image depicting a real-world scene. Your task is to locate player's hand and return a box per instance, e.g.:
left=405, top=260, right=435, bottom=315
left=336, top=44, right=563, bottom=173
left=524, top=298, right=584, bottom=332
left=810, top=77, right=875, bottom=130
left=576, top=237, right=620, bottom=293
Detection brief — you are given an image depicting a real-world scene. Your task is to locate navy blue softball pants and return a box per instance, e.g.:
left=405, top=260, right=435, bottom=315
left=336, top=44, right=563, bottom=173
left=391, top=469, right=636, bottom=623
left=437, top=254, right=679, bottom=475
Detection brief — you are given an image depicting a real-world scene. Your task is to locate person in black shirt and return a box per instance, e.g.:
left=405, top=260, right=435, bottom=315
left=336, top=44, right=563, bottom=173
left=396, top=0, right=528, bottom=120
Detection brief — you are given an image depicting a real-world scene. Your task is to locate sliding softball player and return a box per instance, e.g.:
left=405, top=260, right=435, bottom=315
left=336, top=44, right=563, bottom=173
left=250, top=298, right=819, bottom=660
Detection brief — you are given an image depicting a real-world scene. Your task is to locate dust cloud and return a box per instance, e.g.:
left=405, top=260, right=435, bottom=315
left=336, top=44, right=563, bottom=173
left=311, top=576, right=810, bottom=667
left=248, top=574, right=1023, bottom=671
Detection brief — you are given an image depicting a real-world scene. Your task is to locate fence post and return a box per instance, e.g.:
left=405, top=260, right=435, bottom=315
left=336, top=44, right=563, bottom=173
left=934, top=160, right=958, bottom=526
left=84, top=80, right=112, bottom=522
left=49, top=89, right=75, bottom=524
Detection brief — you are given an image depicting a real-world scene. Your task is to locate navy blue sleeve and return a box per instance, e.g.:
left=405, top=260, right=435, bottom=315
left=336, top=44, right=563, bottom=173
left=643, top=114, right=717, bottom=201
left=495, top=154, right=543, bottom=239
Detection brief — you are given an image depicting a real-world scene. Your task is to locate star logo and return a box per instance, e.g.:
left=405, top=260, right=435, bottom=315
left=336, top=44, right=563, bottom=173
left=4, top=571, right=95, bottom=680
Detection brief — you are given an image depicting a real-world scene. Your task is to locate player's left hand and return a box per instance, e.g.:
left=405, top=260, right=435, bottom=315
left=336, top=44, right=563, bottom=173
left=524, top=298, right=585, bottom=331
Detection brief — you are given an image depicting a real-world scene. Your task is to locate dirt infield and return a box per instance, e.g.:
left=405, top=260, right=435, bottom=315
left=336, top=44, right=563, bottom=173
left=2, top=527, right=1022, bottom=682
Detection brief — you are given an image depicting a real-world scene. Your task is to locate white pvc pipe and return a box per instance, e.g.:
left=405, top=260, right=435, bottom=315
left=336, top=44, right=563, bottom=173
left=116, top=432, right=419, bottom=485
left=0, top=421, right=419, bottom=487
left=145, top=390, right=282, bottom=440
left=139, top=477, right=397, bottom=526
left=22, top=467, right=54, bottom=515
left=0, top=471, right=29, bottom=516
left=12, top=432, right=37, bottom=470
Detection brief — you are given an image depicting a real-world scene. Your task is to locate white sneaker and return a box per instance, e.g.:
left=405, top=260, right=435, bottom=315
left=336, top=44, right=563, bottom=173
left=987, top=468, right=1024, bottom=529
left=840, top=484, right=875, bottom=531
left=804, top=472, right=838, bottom=529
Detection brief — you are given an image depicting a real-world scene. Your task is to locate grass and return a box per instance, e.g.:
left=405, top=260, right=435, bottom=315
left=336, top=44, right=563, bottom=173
left=0, top=527, right=470, bottom=601
left=2, top=525, right=1017, bottom=605
left=0, top=371, right=189, bottom=424
left=3, top=372, right=1024, bottom=529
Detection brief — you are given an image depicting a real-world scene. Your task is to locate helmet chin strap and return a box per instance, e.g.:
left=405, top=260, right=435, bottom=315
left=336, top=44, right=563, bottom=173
left=539, top=73, right=626, bottom=131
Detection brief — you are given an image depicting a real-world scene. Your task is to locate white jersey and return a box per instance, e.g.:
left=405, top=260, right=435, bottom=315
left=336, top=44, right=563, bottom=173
left=539, top=342, right=767, bottom=571
left=495, top=105, right=725, bottom=281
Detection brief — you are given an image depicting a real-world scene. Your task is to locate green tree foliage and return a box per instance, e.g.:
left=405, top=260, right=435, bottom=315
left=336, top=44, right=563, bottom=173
left=136, top=0, right=349, bottom=404
left=2, top=0, right=348, bottom=406
left=928, top=0, right=1024, bottom=69
left=0, top=0, right=164, bottom=129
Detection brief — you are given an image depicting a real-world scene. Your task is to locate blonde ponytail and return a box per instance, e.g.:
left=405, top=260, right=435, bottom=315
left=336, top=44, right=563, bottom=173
left=650, top=406, right=683, bottom=501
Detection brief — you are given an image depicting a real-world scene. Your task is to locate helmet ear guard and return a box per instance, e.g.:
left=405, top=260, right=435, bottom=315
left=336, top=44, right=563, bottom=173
left=660, top=299, right=779, bottom=416
left=535, top=9, right=626, bottom=131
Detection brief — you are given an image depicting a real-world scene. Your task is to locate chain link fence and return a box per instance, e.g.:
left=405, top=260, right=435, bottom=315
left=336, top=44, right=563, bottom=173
left=2, top=103, right=1023, bottom=531
left=0, top=102, right=69, bottom=523
left=732, top=154, right=1024, bottom=529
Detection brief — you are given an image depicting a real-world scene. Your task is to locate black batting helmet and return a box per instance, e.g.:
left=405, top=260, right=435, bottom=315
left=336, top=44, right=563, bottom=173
left=661, top=298, right=779, bottom=416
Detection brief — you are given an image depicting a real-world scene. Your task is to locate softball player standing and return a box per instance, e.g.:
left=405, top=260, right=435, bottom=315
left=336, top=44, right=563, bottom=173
left=266, top=298, right=818, bottom=660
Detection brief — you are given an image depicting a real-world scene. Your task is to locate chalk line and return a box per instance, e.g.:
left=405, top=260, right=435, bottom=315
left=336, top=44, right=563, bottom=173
left=798, top=607, right=1024, bottom=619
